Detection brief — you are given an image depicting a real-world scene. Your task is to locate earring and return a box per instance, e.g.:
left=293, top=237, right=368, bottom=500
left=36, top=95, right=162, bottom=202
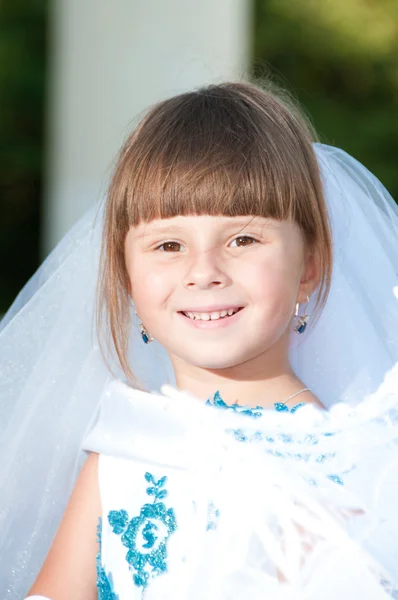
left=140, top=323, right=154, bottom=344
left=133, top=305, right=154, bottom=344
left=293, top=295, right=311, bottom=334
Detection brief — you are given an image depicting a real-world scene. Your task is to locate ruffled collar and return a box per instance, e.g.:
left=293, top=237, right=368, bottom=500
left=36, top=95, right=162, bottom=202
left=82, top=381, right=310, bottom=468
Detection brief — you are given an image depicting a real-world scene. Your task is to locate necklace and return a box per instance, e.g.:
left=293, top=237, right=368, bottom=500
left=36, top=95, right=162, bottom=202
left=232, top=387, right=310, bottom=408
left=273, top=387, right=310, bottom=413
left=275, top=387, right=310, bottom=406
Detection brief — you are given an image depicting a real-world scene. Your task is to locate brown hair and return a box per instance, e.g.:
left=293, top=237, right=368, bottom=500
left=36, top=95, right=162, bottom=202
left=96, top=79, right=332, bottom=384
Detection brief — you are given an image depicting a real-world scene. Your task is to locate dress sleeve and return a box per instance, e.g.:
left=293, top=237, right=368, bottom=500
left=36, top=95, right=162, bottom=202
left=80, top=380, right=194, bottom=468
left=81, top=380, right=139, bottom=457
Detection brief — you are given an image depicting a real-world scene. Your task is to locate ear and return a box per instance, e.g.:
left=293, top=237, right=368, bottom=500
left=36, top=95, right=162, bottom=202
left=298, top=249, right=320, bottom=303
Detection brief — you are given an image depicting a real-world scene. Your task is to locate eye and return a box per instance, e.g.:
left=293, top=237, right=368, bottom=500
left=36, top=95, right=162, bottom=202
left=156, top=241, right=184, bottom=252
left=229, top=235, right=257, bottom=248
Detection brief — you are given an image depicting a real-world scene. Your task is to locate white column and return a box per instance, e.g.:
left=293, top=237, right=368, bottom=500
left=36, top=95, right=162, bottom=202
left=43, top=0, right=252, bottom=255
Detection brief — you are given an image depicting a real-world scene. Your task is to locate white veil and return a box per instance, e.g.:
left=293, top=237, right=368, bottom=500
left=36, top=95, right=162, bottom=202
left=1, top=143, right=398, bottom=598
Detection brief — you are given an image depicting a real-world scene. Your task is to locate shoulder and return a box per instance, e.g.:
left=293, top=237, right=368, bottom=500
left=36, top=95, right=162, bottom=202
left=82, top=380, right=197, bottom=469
left=78, top=451, right=101, bottom=498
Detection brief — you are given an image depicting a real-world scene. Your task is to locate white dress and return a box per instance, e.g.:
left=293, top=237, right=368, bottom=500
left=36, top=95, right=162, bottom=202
left=82, top=378, right=398, bottom=600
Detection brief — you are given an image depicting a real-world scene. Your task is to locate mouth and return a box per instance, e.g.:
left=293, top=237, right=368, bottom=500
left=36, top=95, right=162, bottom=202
left=178, top=306, right=244, bottom=322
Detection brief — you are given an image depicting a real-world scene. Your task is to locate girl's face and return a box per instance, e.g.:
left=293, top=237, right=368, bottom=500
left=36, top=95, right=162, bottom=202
left=125, top=215, right=317, bottom=373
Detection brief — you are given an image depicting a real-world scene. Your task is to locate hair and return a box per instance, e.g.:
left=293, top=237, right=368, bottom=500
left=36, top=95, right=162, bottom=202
left=96, top=79, right=333, bottom=384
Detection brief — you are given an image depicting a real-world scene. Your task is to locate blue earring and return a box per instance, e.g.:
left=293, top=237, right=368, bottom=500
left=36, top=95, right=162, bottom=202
left=133, top=305, right=154, bottom=344
left=140, top=323, right=154, bottom=344
left=293, top=296, right=310, bottom=334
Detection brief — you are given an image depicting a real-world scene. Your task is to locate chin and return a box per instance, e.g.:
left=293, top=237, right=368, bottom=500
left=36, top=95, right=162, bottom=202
left=185, top=351, right=252, bottom=371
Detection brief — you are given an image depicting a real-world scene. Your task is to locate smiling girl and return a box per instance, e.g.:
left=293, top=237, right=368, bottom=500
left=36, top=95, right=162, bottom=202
left=124, top=214, right=322, bottom=409
left=2, top=81, right=398, bottom=600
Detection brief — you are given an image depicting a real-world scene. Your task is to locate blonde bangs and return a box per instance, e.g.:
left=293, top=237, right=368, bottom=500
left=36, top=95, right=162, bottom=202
left=109, top=84, right=322, bottom=241
left=122, top=133, right=300, bottom=226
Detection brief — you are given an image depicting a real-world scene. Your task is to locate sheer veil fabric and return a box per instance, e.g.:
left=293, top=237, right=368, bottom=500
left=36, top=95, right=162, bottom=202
left=1, top=144, right=398, bottom=598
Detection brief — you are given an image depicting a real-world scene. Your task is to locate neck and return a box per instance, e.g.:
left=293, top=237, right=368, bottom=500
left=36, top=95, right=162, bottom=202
left=170, top=340, right=306, bottom=410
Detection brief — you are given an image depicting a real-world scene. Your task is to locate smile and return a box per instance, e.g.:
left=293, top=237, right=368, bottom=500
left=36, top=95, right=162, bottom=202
left=181, top=307, right=242, bottom=321
left=177, top=306, right=244, bottom=328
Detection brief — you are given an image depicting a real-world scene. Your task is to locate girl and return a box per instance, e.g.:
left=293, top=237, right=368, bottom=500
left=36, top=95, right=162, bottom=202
left=1, top=81, right=398, bottom=599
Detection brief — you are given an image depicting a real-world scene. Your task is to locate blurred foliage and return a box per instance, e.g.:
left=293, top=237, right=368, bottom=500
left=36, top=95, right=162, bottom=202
left=0, top=1, right=46, bottom=313
left=253, top=0, right=398, bottom=199
left=1, top=1, right=397, bottom=311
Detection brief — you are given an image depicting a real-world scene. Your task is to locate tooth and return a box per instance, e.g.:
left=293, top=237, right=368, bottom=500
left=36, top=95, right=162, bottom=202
left=200, top=313, right=210, bottom=320
left=184, top=309, right=240, bottom=321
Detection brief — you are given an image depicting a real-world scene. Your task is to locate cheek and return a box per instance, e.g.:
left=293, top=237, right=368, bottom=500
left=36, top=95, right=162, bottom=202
left=249, top=251, right=302, bottom=298
left=246, top=250, right=303, bottom=327
left=128, top=260, right=174, bottom=316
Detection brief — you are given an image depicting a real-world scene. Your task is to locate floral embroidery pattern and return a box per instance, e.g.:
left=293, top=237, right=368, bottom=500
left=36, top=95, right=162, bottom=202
left=96, top=516, right=119, bottom=599
left=206, top=390, right=264, bottom=418
left=206, top=500, right=220, bottom=531
left=207, top=390, right=344, bottom=486
left=108, top=472, right=177, bottom=592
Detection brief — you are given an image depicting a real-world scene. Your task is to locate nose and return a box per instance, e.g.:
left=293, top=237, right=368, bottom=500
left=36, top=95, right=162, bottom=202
left=182, top=248, right=230, bottom=290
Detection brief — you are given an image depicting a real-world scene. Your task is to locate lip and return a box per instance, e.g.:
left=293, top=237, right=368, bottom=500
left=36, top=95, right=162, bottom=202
left=178, top=304, right=243, bottom=313
left=177, top=306, right=245, bottom=329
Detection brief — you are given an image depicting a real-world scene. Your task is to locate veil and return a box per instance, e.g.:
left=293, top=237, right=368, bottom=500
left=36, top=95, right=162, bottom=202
left=1, top=143, right=398, bottom=598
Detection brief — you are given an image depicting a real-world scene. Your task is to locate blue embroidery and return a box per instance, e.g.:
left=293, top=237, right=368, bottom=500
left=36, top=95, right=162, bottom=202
left=108, top=472, right=177, bottom=591
left=207, top=391, right=345, bottom=486
left=206, top=390, right=264, bottom=418
left=274, top=401, right=306, bottom=413
left=207, top=390, right=306, bottom=415
left=96, top=516, right=119, bottom=599
left=206, top=500, right=220, bottom=531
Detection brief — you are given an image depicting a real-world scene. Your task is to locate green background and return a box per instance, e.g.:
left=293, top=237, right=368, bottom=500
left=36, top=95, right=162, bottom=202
left=1, top=0, right=397, bottom=313
left=0, top=2, right=46, bottom=312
